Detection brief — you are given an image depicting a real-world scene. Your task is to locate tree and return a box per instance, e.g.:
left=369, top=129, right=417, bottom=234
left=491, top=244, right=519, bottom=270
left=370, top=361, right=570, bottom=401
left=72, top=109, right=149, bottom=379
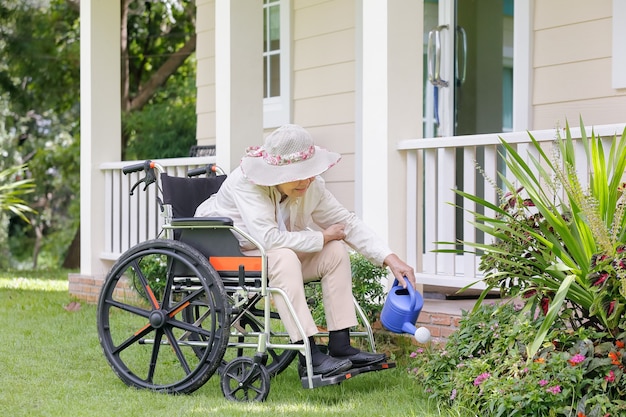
left=0, top=0, right=198, bottom=268
left=121, top=0, right=198, bottom=159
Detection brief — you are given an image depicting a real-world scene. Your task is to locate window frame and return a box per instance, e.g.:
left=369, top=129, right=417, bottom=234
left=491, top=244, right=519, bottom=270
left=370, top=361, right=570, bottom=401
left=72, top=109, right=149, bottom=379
left=263, top=0, right=291, bottom=128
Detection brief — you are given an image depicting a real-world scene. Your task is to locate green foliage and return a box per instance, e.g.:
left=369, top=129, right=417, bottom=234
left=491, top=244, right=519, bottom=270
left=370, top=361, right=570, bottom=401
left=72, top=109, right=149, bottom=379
left=0, top=1, right=80, bottom=268
left=453, top=121, right=626, bottom=356
left=121, top=0, right=198, bottom=159
left=0, top=164, right=35, bottom=222
left=409, top=302, right=626, bottom=416
left=306, top=252, right=387, bottom=327
left=419, top=121, right=626, bottom=415
left=130, top=253, right=169, bottom=301
left=123, top=75, right=197, bottom=160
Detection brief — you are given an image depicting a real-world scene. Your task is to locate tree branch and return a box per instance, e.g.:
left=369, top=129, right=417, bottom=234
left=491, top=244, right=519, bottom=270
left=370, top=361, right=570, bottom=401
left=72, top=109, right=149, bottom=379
left=127, top=33, right=196, bottom=112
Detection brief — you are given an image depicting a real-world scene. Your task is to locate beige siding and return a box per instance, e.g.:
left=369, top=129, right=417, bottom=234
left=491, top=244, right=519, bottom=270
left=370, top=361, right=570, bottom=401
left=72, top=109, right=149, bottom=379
left=534, top=0, right=611, bottom=30
left=195, top=0, right=216, bottom=146
left=534, top=96, right=626, bottom=129
left=292, top=0, right=357, bottom=210
left=294, top=0, right=354, bottom=39
left=531, top=0, right=625, bottom=130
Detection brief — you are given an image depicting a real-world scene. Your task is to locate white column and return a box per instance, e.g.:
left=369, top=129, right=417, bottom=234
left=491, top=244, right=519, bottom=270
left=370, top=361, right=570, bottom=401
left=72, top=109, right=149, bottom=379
left=215, top=0, right=263, bottom=172
left=80, top=0, right=121, bottom=277
left=357, top=1, right=423, bottom=262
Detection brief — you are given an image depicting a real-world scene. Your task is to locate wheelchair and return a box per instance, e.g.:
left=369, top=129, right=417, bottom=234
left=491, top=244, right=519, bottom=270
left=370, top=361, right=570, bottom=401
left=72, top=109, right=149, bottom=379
left=96, top=160, right=395, bottom=402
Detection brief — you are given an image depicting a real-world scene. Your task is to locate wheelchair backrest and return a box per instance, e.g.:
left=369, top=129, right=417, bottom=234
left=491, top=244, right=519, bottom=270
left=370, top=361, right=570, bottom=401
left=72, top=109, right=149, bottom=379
left=160, top=173, right=227, bottom=218
left=160, top=173, right=262, bottom=279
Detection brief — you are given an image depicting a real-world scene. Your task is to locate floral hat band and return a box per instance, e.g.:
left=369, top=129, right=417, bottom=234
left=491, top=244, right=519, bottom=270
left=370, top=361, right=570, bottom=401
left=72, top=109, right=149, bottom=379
left=245, top=144, right=316, bottom=166
left=240, top=124, right=341, bottom=186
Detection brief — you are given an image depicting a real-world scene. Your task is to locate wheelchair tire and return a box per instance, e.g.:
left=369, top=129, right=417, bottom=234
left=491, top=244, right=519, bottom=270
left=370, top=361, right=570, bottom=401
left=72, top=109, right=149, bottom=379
left=220, top=357, right=270, bottom=402
left=97, top=239, right=230, bottom=394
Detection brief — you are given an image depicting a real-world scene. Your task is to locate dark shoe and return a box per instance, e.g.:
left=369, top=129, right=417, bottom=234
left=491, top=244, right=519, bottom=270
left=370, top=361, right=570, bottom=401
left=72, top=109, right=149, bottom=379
left=331, top=350, right=387, bottom=367
left=299, top=355, right=353, bottom=378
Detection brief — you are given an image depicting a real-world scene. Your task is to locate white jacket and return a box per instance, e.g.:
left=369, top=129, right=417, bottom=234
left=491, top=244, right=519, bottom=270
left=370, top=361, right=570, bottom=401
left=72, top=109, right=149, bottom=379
left=194, top=166, right=393, bottom=266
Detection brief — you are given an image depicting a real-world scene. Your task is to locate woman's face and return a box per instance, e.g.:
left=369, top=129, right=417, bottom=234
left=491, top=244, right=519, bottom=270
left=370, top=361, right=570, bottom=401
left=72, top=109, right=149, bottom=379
left=276, top=177, right=315, bottom=198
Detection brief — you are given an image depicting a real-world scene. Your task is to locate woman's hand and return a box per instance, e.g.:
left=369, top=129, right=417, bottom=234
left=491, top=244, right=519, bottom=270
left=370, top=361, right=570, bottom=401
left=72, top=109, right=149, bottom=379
left=383, top=253, right=416, bottom=289
left=322, top=223, right=346, bottom=245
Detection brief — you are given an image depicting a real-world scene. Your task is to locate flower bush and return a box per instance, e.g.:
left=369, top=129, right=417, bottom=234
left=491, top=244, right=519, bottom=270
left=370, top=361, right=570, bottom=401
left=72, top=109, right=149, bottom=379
left=409, top=302, right=626, bottom=416
left=411, top=121, right=626, bottom=415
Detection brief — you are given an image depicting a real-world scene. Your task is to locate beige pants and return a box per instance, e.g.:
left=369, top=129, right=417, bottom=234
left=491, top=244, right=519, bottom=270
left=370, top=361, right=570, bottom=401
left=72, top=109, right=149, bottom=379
left=247, top=240, right=357, bottom=341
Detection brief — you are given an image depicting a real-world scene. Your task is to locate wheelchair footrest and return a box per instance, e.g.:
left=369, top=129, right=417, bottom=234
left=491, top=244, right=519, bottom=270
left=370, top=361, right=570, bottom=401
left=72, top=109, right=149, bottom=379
left=300, top=361, right=396, bottom=389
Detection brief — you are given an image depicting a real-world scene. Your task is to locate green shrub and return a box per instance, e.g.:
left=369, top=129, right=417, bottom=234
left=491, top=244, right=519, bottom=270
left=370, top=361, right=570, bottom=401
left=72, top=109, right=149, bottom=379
left=306, top=251, right=387, bottom=327
left=409, top=302, right=626, bottom=416
left=129, top=253, right=168, bottom=301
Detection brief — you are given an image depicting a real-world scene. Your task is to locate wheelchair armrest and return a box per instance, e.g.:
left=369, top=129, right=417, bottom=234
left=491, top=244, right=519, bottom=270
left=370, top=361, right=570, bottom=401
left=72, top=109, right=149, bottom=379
left=170, top=217, right=234, bottom=227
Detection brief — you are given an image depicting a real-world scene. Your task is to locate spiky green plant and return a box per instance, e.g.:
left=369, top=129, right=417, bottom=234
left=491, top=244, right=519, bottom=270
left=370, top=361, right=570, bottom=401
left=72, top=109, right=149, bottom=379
left=0, top=164, right=35, bottom=221
left=453, top=119, right=626, bottom=360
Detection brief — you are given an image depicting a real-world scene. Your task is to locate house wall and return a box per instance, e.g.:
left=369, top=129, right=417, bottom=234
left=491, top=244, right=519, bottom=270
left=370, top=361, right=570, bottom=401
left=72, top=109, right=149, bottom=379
left=195, top=0, right=359, bottom=210
left=532, top=0, right=626, bottom=129
left=195, top=0, right=216, bottom=148
left=292, top=0, right=357, bottom=209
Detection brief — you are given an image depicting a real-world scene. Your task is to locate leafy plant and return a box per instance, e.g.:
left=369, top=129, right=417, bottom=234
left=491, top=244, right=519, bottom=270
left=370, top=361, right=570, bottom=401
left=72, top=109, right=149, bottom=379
left=130, top=253, right=169, bottom=302
left=452, top=120, right=626, bottom=359
left=306, top=251, right=388, bottom=327
left=0, top=164, right=35, bottom=222
left=409, top=302, right=626, bottom=416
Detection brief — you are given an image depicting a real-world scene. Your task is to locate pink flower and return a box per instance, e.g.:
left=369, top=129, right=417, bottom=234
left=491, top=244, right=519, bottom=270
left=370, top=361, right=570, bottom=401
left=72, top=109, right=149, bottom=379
left=450, top=389, right=457, bottom=400
left=473, top=372, right=491, bottom=386
left=605, top=370, right=616, bottom=383
left=546, top=385, right=561, bottom=394
left=538, top=379, right=549, bottom=387
left=568, top=353, right=585, bottom=365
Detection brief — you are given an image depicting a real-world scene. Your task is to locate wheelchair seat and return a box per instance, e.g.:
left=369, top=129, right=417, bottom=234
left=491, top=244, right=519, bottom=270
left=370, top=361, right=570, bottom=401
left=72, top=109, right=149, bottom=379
left=160, top=173, right=262, bottom=284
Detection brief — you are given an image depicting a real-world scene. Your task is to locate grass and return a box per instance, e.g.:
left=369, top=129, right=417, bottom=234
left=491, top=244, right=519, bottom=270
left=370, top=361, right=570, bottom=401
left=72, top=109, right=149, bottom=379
left=0, top=269, right=453, bottom=417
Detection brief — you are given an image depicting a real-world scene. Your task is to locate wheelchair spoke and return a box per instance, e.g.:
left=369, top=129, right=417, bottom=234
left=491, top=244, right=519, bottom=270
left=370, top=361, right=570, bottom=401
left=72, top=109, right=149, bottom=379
left=168, top=317, right=215, bottom=340
left=104, top=298, right=150, bottom=319
left=130, top=258, right=160, bottom=309
left=146, top=329, right=164, bottom=384
left=111, top=322, right=155, bottom=356
left=164, top=326, right=192, bottom=375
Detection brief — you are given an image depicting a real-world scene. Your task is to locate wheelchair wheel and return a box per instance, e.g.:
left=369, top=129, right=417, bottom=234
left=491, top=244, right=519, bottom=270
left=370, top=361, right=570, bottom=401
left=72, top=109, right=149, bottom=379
left=220, top=357, right=270, bottom=402
left=97, top=239, right=230, bottom=394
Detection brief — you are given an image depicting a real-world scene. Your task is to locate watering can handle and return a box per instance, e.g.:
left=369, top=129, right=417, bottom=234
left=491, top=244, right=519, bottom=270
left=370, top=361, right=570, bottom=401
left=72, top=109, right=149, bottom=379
left=393, top=277, right=417, bottom=310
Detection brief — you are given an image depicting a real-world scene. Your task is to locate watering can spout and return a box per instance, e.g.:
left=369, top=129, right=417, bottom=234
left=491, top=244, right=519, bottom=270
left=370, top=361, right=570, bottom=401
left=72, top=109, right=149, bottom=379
left=402, top=322, right=432, bottom=344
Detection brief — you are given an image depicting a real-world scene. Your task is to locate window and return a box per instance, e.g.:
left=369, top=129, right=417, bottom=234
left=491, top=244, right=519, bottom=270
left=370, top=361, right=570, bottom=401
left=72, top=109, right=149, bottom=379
left=263, top=0, right=290, bottom=127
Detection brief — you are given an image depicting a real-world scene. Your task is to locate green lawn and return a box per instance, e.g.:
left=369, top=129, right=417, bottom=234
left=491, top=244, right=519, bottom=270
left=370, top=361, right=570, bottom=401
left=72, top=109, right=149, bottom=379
left=0, top=270, right=451, bottom=417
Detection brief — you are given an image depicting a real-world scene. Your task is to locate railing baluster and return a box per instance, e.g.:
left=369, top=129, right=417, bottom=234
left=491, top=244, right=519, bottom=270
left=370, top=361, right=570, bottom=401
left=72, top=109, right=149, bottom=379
left=397, top=123, right=626, bottom=292
left=100, top=156, right=216, bottom=260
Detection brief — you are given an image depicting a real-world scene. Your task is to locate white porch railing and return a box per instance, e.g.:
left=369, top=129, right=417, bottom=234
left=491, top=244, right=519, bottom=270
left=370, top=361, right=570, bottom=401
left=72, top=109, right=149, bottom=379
left=100, top=156, right=216, bottom=260
left=99, top=123, right=626, bottom=295
left=398, top=123, right=626, bottom=294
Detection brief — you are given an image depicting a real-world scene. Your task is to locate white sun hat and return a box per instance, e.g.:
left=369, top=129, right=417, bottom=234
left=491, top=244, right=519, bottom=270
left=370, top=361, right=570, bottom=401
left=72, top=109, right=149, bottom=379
left=240, top=124, right=341, bottom=186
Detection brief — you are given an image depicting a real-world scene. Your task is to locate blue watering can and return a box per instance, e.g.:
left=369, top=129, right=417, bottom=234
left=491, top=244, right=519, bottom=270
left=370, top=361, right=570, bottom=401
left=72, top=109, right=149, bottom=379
left=380, top=279, right=431, bottom=343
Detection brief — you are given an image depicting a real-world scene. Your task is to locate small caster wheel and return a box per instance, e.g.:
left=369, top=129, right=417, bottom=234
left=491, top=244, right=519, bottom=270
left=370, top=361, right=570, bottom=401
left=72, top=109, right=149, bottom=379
left=220, top=357, right=270, bottom=402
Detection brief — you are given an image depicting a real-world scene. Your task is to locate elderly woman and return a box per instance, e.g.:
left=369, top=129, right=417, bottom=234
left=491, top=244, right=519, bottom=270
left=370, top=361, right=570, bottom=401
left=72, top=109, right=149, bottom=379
left=195, top=124, right=416, bottom=377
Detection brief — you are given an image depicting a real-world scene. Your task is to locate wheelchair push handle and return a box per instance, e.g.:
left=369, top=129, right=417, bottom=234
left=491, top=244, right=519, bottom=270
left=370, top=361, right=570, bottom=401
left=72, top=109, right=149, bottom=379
left=123, top=161, right=150, bottom=174
left=122, top=160, right=163, bottom=195
left=187, top=164, right=226, bottom=177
